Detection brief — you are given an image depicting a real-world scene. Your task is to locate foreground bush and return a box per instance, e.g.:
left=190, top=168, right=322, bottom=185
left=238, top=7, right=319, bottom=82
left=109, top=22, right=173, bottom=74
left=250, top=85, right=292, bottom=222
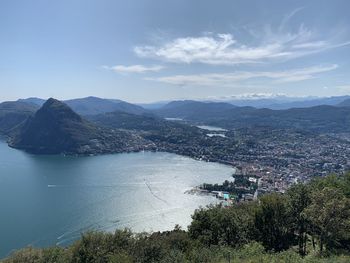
left=3, top=240, right=350, bottom=263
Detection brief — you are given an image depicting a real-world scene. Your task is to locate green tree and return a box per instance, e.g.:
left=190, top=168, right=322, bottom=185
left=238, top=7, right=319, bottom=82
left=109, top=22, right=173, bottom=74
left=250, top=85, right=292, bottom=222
left=304, top=187, right=350, bottom=253
left=286, top=183, right=311, bottom=255
left=189, top=203, right=255, bottom=247
left=254, top=193, right=293, bottom=251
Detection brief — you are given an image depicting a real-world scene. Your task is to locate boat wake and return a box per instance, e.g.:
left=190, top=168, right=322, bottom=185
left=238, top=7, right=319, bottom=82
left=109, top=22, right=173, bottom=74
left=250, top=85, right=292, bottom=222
left=144, top=179, right=169, bottom=205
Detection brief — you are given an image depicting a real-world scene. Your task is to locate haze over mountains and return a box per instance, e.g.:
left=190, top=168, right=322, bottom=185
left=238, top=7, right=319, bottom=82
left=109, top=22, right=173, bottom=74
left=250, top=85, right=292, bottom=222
left=1, top=95, right=350, bottom=155
left=14, top=94, right=350, bottom=112
left=140, top=95, right=350, bottom=110
left=19, top=96, right=148, bottom=116
left=0, top=101, right=39, bottom=135
left=227, top=96, right=350, bottom=110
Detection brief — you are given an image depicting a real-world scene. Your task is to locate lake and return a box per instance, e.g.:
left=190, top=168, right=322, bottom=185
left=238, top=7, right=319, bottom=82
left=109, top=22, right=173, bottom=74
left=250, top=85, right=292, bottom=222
left=0, top=141, right=234, bottom=258
left=196, top=125, right=228, bottom=132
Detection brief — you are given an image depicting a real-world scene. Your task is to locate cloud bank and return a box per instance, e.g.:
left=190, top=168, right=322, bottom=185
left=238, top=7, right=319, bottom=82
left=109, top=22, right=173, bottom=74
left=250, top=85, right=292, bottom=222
left=147, top=64, right=338, bottom=87
left=134, top=29, right=350, bottom=65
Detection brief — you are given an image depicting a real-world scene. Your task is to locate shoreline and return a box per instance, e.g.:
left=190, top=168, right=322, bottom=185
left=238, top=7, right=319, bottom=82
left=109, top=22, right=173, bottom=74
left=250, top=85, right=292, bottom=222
left=3, top=138, right=237, bottom=169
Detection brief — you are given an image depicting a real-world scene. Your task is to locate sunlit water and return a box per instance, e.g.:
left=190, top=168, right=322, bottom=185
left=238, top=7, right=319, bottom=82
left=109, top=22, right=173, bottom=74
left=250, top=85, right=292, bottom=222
left=196, top=125, right=228, bottom=131
left=0, top=140, right=233, bottom=258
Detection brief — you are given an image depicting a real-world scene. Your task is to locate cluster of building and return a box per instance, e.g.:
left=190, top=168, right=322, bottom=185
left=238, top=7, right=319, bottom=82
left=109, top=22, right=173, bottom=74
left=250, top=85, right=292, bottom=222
left=221, top=128, right=350, bottom=194
left=146, top=124, right=350, bottom=196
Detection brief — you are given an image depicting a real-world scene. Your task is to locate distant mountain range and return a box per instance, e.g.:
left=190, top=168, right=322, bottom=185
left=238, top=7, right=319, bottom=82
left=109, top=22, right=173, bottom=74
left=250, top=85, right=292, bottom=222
left=3, top=98, right=235, bottom=158
left=138, top=95, right=350, bottom=110
left=153, top=101, right=350, bottom=133
left=217, top=95, right=350, bottom=109
left=337, top=98, right=350, bottom=107
left=18, top=96, right=148, bottom=116
left=2, top=95, right=350, bottom=154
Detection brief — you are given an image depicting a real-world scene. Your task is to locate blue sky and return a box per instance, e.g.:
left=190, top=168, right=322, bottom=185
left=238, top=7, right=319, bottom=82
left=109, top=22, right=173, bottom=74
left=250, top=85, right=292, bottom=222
left=1, top=0, right=350, bottom=102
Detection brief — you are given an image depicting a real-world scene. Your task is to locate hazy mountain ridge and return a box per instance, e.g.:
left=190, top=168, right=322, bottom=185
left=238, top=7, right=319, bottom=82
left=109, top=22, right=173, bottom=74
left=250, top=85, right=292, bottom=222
left=136, top=95, right=350, bottom=110
left=153, top=101, right=350, bottom=133
left=0, top=101, right=39, bottom=135
left=17, top=96, right=149, bottom=116
left=221, top=95, right=350, bottom=109
left=17, top=97, right=46, bottom=107
left=337, top=98, right=350, bottom=107
left=65, top=96, right=148, bottom=116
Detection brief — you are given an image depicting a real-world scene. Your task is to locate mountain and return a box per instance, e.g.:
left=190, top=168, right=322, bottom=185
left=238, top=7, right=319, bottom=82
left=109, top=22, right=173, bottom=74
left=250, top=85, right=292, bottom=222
left=0, top=101, right=39, bottom=135
left=201, top=95, right=350, bottom=109
left=17, top=97, right=46, bottom=107
left=87, top=110, right=172, bottom=131
left=64, top=96, right=148, bottom=116
left=17, top=96, right=149, bottom=116
left=9, top=98, right=148, bottom=154
left=87, top=110, right=207, bottom=140
left=153, top=100, right=237, bottom=120
left=199, top=105, right=350, bottom=133
left=152, top=102, right=350, bottom=133
left=337, top=98, right=350, bottom=107
left=87, top=109, right=238, bottom=162
left=264, top=96, right=350, bottom=110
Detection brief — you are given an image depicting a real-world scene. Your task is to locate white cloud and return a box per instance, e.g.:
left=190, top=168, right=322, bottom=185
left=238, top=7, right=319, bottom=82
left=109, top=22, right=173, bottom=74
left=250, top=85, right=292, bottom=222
left=146, top=64, right=338, bottom=87
left=102, top=64, right=164, bottom=73
left=207, top=93, right=289, bottom=101
left=134, top=28, right=350, bottom=65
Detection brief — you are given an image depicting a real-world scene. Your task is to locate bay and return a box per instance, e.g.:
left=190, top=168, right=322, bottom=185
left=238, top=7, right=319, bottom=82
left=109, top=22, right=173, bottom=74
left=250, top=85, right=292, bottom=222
left=0, top=141, right=233, bottom=258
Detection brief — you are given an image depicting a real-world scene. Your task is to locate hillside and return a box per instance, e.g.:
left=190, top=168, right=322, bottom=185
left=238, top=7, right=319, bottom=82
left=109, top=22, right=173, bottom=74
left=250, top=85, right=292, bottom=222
left=65, top=96, right=148, bottom=116
left=264, top=96, right=350, bottom=109
left=153, top=103, right=350, bottom=133
left=87, top=109, right=222, bottom=147
left=17, top=97, right=46, bottom=106
left=225, top=95, right=350, bottom=109
left=217, top=105, right=350, bottom=132
left=87, top=110, right=195, bottom=132
left=18, top=96, right=149, bottom=116
left=8, top=98, right=149, bottom=154
left=337, top=98, right=350, bottom=107
left=0, top=101, right=39, bottom=135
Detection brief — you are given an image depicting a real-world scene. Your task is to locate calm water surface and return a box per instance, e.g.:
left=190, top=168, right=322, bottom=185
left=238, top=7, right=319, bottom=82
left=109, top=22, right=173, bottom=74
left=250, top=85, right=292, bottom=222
left=0, top=141, right=233, bottom=258
left=196, top=125, right=228, bottom=132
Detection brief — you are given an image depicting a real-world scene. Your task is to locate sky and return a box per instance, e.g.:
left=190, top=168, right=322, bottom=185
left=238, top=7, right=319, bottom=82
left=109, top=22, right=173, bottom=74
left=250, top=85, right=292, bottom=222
left=0, top=0, right=350, bottom=103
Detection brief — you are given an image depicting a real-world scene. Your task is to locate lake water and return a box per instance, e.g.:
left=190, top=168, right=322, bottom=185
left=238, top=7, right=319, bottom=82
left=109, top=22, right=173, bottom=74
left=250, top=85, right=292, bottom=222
left=196, top=125, right=228, bottom=132
left=206, top=133, right=227, bottom=138
left=0, top=141, right=234, bottom=258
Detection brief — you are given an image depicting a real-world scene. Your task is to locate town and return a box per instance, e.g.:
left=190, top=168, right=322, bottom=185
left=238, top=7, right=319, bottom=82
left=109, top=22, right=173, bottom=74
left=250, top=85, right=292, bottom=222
left=152, top=125, right=350, bottom=199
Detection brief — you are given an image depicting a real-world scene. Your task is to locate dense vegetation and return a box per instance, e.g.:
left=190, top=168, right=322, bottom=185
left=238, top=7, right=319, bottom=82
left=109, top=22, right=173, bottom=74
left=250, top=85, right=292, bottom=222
left=2, top=173, right=350, bottom=262
left=201, top=174, right=258, bottom=200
